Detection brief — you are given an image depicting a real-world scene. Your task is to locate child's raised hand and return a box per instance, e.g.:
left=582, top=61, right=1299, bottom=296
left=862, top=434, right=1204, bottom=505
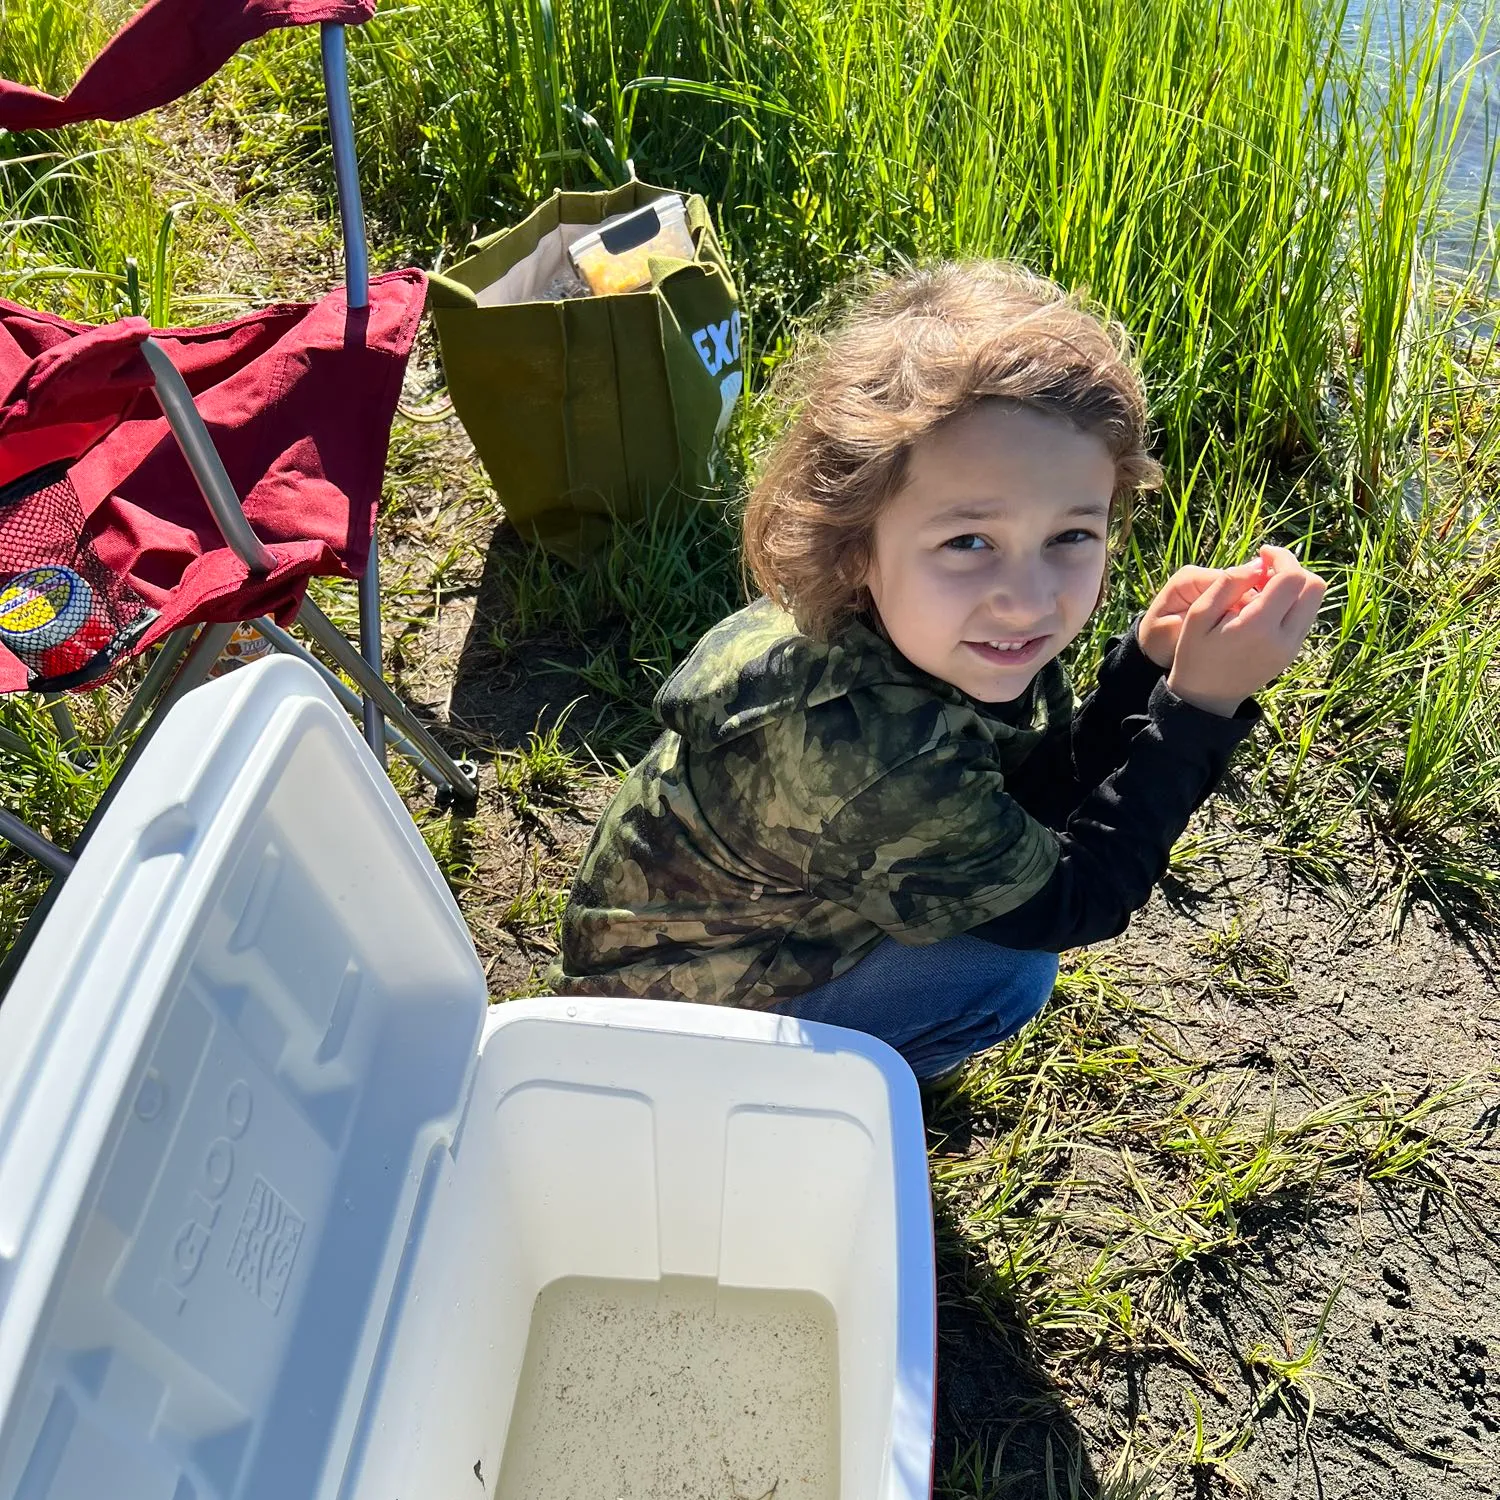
left=1166, top=547, right=1326, bottom=717
left=1138, top=559, right=1265, bottom=669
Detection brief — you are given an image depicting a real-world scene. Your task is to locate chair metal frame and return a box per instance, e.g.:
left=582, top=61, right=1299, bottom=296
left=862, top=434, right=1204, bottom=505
left=1, top=328, right=478, bottom=849
left=133, top=337, right=478, bottom=799
left=94, top=27, right=407, bottom=754
left=0, top=23, right=479, bottom=890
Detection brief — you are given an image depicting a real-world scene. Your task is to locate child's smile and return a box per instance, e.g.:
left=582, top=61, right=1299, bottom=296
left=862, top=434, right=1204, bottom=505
left=865, top=401, right=1114, bottom=702
left=964, top=634, right=1051, bottom=668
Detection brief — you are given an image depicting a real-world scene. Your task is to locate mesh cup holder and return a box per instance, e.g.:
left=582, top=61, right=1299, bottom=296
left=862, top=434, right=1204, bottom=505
left=0, top=462, right=157, bottom=693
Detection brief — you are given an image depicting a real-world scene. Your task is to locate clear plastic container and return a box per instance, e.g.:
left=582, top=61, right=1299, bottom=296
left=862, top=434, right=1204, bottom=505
left=568, top=195, right=695, bottom=295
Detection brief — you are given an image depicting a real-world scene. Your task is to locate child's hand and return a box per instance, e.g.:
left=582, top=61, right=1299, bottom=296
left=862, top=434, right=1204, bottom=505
left=1138, top=558, right=1265, bottom=669
left=1166, top=547, right=1326, bottom=716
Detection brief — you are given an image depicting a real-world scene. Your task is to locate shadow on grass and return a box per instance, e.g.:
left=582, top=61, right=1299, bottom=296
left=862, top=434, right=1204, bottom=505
left=447, top=519, right=651, bottom=765
left=929, top=1166, right=1106, bottom=1500
left=448, top=501, right=743, bottom=769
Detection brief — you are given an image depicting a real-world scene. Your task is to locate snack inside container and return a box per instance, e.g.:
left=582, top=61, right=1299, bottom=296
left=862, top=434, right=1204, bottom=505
left=568, top=195, right=695, bottom=295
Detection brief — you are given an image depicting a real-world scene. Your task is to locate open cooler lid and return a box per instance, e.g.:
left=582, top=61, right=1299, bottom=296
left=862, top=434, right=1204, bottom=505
left=0, top=657, right=488, bottom=1500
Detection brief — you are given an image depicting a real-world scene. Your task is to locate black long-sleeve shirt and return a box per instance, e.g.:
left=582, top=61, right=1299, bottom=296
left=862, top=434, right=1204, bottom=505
left=970, top=621, right=1258, bottom=951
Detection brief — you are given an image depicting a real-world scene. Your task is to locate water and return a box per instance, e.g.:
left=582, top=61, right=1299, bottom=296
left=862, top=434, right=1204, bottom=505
left=494, top=1276, right=840, bottom=1500
left=1347, top=0, right=1499, bottom=266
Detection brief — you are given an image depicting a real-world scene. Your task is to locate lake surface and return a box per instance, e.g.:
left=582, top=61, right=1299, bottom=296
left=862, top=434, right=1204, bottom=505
left=1348, top=0, right=1499, bottom=266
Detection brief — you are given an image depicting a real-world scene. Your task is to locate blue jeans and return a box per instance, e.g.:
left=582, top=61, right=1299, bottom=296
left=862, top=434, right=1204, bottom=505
left=771, top=936, right=1058, bottom=1082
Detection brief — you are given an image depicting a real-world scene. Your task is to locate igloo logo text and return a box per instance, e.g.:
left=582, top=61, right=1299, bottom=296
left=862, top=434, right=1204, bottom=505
left=152, top=1079, right=253, bottom=1317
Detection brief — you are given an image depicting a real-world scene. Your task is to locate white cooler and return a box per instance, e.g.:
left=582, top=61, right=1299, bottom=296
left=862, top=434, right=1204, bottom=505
left=0, top=658, right=935, bottom=1500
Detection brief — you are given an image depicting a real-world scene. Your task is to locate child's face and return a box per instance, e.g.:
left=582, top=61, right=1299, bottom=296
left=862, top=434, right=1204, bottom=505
left=865, top=402, right=1113, bottom=703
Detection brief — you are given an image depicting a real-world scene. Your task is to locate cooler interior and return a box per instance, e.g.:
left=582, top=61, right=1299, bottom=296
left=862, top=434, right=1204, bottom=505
left=349, top=1003, right=928, bottom=1500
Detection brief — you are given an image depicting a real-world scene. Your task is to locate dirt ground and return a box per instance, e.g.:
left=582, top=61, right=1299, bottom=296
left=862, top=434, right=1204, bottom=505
left=360, top=378, right=1499, bottom=1498
left=1071, top=851, right=1497, bottom=1499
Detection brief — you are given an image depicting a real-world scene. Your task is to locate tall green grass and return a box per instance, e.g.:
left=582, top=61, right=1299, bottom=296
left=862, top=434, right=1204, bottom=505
left=0, top=0, right=232, bottom=320
left=233, top=0, right=1486, bottom=478
left=3, top=0, right=1498, bottom=915
left=199, top=0, right=1500, bottom=915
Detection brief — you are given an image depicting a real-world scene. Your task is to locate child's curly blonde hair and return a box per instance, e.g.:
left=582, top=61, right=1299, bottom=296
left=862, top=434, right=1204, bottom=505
left=743, top=261, right=1163, bottom=639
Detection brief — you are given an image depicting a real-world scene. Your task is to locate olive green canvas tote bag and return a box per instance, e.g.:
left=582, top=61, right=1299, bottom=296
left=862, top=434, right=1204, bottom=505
left=427, top=181, right=744, bottom=563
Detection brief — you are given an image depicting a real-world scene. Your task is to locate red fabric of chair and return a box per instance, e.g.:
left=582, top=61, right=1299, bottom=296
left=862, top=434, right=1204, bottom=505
left=0, top=0, right=376, bottom=132
left=0, top=320, right=153, bottom=488
left=0, top=269, right=425, bottom=693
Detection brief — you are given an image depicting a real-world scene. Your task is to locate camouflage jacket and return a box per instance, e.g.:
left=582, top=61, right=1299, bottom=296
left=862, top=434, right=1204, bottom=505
left=551, top=596, right=1084, bottom=1008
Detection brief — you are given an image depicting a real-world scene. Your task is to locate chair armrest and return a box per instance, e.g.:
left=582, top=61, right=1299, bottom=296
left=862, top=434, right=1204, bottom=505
left=141, top=339, right=275, bottom=576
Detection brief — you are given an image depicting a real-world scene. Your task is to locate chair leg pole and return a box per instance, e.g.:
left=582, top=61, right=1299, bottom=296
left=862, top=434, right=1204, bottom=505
left=357, top=557, right=388, bottom=766
left=296, top=600, right=478, bottom=805
left=153, top=623, right=237, bottom=719
left=321, top=24, right=370, bottom=312
left=252, top=617, right=444, bottom=786
left=42, top=694, right=80, bottom=749
left=319, top=23, right=382, bottom=760
left=0, top=806, right=74, bottom=877
left=0, top=723, right=33, bottom=758
left=106, top=625, right=200, bottom=746
left=141, top=342, right=276, bottom=576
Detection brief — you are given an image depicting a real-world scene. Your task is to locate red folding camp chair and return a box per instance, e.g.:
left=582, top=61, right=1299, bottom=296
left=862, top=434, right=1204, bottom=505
left=0, top=279, right=477, bottom=821
left=0, top=0, right=480, bottom=885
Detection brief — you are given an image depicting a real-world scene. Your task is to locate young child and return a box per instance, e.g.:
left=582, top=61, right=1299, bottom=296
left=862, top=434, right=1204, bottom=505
left=551, top=262, right=1325, bottom=1081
